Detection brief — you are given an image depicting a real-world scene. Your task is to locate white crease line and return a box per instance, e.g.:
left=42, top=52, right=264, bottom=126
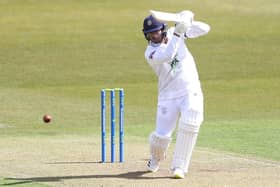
left=196, top=149, right=280, bottom=168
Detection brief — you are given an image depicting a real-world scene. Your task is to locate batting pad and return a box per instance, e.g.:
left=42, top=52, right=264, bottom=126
left=171, top=120, right=200, bottom=173
left=149, top=132, right=172, bottom=161
left=184, top=91, right=204, bottom=126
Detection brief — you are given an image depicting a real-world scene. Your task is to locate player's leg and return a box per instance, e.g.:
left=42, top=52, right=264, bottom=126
left=147, top=99, right=179, bottom=172
left=148, top=132, right=171, bottom=172
left=171, top=91, right=204, bottom=178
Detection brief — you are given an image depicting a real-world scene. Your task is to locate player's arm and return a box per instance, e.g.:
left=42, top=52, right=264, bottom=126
left=146, top=36, right=180, bottom=64
left=146, top=23, right=188, bottom=64
left=184, top=21, right=210, bottom=39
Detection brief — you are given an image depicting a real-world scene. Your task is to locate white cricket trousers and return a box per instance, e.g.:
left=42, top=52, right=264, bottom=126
left=155, top=91, right=204, bottom=137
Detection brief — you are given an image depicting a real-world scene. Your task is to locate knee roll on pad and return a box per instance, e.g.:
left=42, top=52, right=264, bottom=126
left=149, top=132, right=172, bottom=161
left=179, top=118, right=200, bottom=133
left=181, top=109, right=203, bottom=127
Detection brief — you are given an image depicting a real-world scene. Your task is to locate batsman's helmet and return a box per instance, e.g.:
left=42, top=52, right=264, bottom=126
left=142, top=15, right=167, bottom=40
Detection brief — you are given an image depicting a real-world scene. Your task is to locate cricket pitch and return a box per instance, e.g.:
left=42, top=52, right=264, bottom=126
left=0, top=136, right=279, bottom=187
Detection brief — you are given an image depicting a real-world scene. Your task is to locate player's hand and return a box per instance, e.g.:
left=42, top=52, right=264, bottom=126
left=174, top=22, right=189, bottom=35
left=179, top=10, right=194, bottom=26
left=174, top=10, right=194, bottom=35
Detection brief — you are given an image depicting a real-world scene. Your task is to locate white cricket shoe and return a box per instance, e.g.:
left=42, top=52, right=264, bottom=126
left=147, top=159, right=160, bottom=172
left=173, top=168, right=185, bottom=179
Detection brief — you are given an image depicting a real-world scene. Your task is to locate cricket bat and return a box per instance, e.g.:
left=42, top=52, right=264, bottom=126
left=150, top=10, right=194, bottom=23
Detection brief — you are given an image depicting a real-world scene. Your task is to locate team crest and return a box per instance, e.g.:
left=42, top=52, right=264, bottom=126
left=147, top=20, right=152, bottom=26
left=169, top=55, right=182, bottom=76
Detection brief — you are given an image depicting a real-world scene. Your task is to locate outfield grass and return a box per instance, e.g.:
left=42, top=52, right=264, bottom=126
left=0, top=0, right=279, bottom=161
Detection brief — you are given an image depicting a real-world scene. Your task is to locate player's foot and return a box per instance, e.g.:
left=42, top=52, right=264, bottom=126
left=147, top=159, right=159, bottom=172
left=173, top=168, right=185, bottom=179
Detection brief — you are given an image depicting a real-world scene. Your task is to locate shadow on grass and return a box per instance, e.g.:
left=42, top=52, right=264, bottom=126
left=4, top=171, right=171, bottom=185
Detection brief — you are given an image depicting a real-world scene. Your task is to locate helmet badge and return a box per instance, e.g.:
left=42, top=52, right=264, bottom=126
left=147, top=19, right=152, bottom=26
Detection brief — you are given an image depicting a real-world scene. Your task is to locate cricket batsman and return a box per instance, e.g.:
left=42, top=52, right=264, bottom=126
left=142, top=10, right=210, bottom=179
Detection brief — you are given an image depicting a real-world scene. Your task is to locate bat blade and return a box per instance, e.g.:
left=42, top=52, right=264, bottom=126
left=150, top=10, right=183, bottom=22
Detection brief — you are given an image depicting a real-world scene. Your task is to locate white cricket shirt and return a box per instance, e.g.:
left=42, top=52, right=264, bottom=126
left=144, top=21, right=210, bottom=100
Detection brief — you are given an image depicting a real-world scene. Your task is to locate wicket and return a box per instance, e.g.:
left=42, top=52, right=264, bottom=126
left=101, top=88, right=124, bottom=163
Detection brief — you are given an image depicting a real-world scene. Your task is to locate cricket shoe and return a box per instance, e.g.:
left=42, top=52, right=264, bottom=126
left=147, top=159, right=160, bottom=172
left=173, top=168, right=185, bottom=179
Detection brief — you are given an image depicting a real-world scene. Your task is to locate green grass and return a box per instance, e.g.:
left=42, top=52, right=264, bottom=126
left=0, top=0, right=279, bottom=161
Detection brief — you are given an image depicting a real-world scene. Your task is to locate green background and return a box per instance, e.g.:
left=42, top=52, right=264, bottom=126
left=0, top=0, right=279, bottom=161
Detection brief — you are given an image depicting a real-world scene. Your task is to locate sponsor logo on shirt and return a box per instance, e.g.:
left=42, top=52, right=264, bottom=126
left=169, top=55, right=182, bottom=76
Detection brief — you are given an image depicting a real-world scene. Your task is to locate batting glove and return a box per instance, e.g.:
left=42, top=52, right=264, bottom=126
left=179, top=10, right=194, bottom=25
left=174, top=22, right=189, bottom=35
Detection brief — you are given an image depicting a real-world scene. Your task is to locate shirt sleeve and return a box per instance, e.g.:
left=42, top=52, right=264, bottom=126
left=145, top=31, right=182, bottom=64
left=184, top=21, right=210, bottom=39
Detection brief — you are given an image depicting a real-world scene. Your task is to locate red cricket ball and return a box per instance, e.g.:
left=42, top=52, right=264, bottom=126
left=43, top=114, right=52, bottom=123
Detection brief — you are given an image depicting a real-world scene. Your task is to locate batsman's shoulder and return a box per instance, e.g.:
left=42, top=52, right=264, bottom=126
left=145, top=47, right=156, bottom=61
